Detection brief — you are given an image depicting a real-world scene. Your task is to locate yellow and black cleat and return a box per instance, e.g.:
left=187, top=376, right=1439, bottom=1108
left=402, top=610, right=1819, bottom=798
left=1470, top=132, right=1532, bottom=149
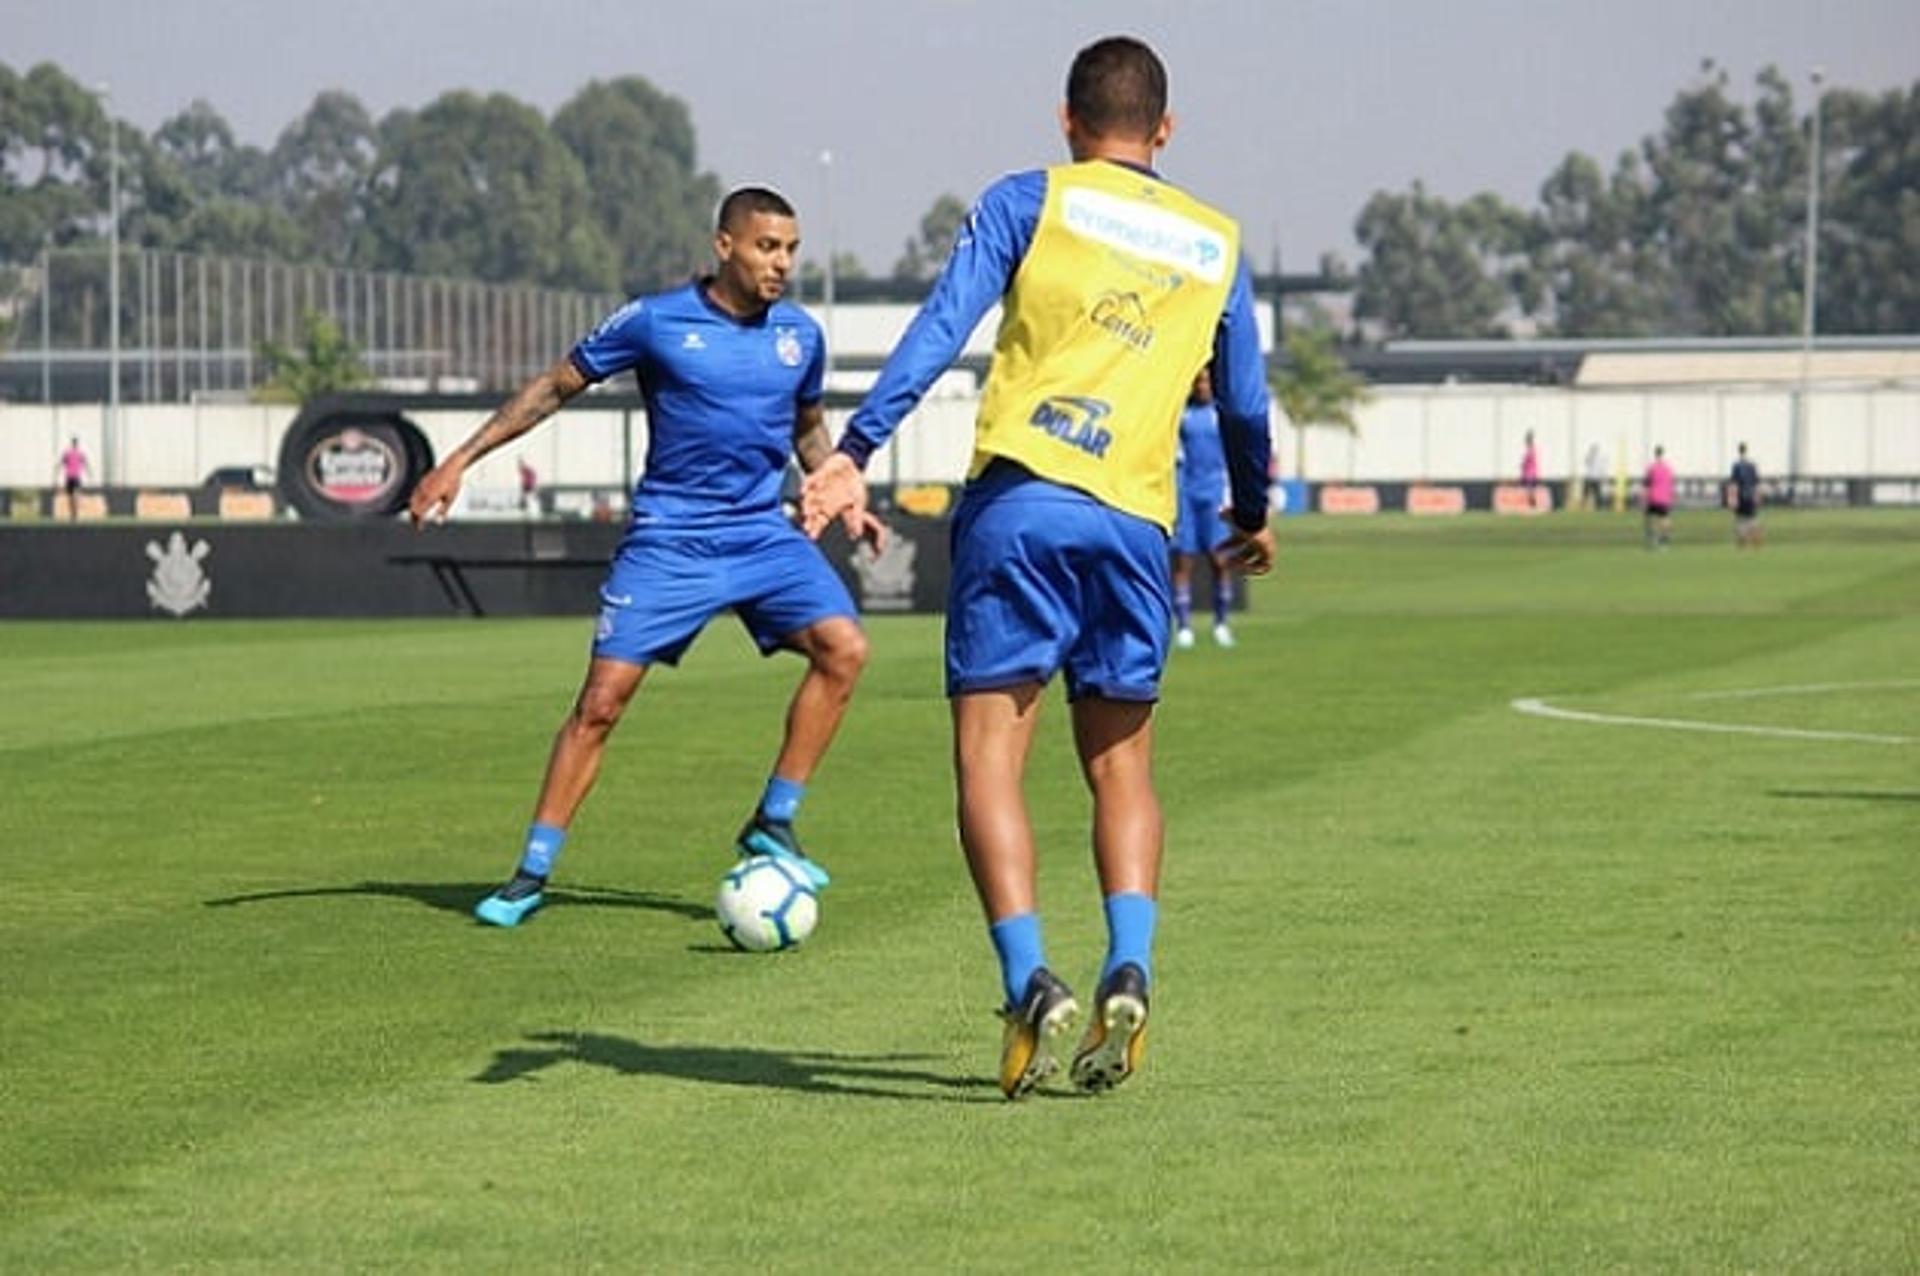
left=1070, top=962, right=1150, bottom=1094
left=998, top=968, right=1079, bottom=1100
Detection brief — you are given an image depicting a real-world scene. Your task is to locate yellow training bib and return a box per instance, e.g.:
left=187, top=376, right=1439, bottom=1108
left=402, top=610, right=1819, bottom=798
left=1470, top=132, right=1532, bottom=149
left=971, top=161, right=1240, bottom=529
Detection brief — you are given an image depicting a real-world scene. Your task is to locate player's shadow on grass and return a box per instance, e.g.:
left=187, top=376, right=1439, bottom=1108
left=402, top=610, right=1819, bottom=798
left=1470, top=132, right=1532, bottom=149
left=1768, top=788, right=1920, bottom=803
left=202, top=881, right=709, bottom=922
left=473, top=1030, right=999, bottom=1104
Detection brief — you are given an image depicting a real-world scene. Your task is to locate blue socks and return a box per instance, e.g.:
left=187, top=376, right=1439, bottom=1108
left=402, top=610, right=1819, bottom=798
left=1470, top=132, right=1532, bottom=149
left=760, top=775, right=806, bottom=824
left=989, top=913, right=1046, bottom=1009
left=518, top=823, right=567, bottom=880
left=1174, top=583, right=1194, bottom=628
left=990, top=895, right=1158, bottom=1006
left=1102, top=892, right=1157, bottom=985
left=1213, top=573, right=1235, bottom=626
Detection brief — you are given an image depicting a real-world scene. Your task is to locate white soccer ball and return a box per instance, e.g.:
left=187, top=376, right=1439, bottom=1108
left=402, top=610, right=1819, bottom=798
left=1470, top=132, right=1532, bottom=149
left=716, top=855, right=819, bottom=952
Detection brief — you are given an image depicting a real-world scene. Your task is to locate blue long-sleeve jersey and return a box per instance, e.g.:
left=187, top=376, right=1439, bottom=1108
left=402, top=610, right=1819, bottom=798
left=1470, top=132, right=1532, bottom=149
left=840, top=166, right=1273, bottom=530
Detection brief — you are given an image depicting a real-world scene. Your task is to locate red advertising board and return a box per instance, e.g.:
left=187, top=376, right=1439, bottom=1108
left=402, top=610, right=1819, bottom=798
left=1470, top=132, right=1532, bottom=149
left=1318, top=485, right=1381, bottom=516
left=1493, top=484, right=1553, bottom=515
left=1407, top=485, right=1467, bottom=516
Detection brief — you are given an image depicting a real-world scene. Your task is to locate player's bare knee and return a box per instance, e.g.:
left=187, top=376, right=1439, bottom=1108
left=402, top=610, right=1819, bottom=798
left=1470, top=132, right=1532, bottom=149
left=569, top=689, right=628, bottom=738
left=810, top=622, right=868, bottom=686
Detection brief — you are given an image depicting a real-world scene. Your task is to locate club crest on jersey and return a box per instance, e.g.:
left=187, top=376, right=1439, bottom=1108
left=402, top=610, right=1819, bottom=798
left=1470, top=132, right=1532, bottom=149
left=774, top=326, right=804, bottom=367
left=1029, top=396, right=1113, bottom=459
left=681, top=331, right=706, bottom=350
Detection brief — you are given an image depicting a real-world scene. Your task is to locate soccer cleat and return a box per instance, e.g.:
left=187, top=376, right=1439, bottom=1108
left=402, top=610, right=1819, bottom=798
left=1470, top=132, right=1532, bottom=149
left=1212, top=622, right=1236, bottom=648
left=1070, top=962, right=1151, bottom=1094
left=998, top=967, right=1080, bottom=1100
left=474, top=871, right=546, bottom=928
left=1174, top=627, right=1196, bottom=650
left=736, top=814, right=831, bottom=889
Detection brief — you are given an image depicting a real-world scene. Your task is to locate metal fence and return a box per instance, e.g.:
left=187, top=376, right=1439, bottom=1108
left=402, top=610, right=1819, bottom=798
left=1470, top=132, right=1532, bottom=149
left=2, top=248, right=626, bottom=403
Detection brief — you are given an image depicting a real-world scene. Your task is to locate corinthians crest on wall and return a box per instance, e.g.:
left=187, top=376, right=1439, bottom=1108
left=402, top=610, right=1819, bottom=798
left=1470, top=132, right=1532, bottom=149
left=850, top=535, right=916, bottom=612
left=145, top=531, right=212, bottom=617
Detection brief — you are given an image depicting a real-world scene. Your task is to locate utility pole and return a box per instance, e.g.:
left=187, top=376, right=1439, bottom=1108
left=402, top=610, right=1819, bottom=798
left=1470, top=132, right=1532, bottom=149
left=1791, top=66, right=1825, bottom=500
left=98, top=84, right=122, bottom=486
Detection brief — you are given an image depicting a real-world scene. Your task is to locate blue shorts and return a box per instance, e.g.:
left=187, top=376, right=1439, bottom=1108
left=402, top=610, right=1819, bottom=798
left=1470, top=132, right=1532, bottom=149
left=1170, top=487, right=1226, bottom=557
left=946, top=465, right=1171, bottom=702
left=593, top=518, right=857, bottom=667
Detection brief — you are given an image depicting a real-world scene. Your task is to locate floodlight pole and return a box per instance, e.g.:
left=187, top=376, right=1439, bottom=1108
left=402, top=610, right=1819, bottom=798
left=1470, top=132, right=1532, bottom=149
left=819, top=148, right=836, bottom=386
left=40, top=237, right=53, bottom=403
left=98, top=84, right=122, bottom=486
left=1792, top=67, right=1824, bottom=500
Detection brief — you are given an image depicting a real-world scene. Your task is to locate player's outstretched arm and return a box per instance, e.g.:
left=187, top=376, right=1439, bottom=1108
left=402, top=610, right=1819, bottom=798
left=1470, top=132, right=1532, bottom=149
left=409, top=357, right=590, bottom=528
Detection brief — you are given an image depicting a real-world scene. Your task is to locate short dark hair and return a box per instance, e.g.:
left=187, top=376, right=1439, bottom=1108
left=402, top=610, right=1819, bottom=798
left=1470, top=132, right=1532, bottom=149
left=717, top=186, right=795, bottom=233
left=1066, top=36, right=1168, bottom=140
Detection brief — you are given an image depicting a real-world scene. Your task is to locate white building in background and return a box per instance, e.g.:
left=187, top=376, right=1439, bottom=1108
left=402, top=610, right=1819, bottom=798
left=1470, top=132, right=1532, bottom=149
left=1, top=324, right=1915, bottom=498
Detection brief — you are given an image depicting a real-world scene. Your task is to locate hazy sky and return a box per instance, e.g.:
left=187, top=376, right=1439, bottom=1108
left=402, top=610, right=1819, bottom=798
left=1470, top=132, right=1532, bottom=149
left=9, top=0, right=1916, bottom=274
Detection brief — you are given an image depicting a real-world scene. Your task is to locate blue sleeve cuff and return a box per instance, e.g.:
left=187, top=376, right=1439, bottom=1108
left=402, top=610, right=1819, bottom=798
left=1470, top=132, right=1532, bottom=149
left=836, top=435, right=875, bottom=470
left=567, top=348, right=601, bottom=384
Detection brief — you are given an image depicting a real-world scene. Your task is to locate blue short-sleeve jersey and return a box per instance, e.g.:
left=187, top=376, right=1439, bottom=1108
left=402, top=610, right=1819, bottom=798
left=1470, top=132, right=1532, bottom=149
left=571, top=282, right=825, bottom=526
left=1178, top=401, right=1227, bottom=500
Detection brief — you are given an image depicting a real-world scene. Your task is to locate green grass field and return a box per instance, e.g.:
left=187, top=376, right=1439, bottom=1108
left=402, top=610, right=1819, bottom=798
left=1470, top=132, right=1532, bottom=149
left=4, top=509, right=1916, bottom=1272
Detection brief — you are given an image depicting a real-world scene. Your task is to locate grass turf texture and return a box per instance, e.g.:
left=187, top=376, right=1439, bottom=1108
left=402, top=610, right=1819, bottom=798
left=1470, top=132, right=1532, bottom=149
left=2, top=508, right=1915, bottom=1272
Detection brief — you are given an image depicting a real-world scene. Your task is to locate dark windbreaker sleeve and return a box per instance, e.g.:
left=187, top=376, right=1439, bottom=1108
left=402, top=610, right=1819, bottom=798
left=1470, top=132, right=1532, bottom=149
left=1210, top=254, right=1274, bottom=531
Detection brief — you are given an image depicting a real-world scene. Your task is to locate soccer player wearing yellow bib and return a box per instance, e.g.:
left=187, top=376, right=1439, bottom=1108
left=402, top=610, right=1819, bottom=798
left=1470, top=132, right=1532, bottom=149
left=802, top=36, right=1275, bottom=1099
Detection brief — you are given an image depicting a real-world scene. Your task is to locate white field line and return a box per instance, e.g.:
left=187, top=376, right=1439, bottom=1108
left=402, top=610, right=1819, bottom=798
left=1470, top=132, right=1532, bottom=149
left=1510, top=694, right=1914, bottom=746
left=1682, top=679, right=1920, bottom=701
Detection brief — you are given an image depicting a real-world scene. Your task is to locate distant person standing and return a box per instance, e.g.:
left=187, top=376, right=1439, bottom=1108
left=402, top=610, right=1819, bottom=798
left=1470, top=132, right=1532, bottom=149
left=1583, top=442, right=1607, bottom=511
left=1727, top=442, right=1763, bottom=549
left=1643, top=446, right=1675, bottom=550
left=54, top=437, right=90, bottom=520
left=518, top=456, right=539, bottom=517
left=1519, top=431, right=1540, bottom=500
left=1171, top=367, right=1236, bottom=649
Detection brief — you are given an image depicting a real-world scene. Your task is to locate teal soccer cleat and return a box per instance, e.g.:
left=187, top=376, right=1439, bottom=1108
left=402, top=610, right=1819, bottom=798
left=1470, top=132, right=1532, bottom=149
left=474, top=872, right=546, bottom=927
left=735, top=814, right=831, bottom=889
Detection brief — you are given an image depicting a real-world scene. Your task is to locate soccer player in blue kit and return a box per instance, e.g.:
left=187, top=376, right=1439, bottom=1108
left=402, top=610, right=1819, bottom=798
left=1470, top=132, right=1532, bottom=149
left=1170, top=366, right=1238, bottom=650
left=802, top=38, right=1275, bottom=1098
left=409, top=187, right=881, bottom=927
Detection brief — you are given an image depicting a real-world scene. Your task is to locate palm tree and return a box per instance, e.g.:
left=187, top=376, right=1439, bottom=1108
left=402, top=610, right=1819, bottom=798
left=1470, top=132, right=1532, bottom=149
left=1270, top=327, right=1368, bottom=480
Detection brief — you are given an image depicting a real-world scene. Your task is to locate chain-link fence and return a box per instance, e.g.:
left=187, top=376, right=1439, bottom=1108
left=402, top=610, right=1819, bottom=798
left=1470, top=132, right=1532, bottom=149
left=1, top=248, right=626, bottom=403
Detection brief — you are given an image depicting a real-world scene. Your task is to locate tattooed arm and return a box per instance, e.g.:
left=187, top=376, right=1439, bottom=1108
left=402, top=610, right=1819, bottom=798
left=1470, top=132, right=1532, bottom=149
left=409, top=357, right=591, bottom=527
left=792, top=400, right=835, bottom=474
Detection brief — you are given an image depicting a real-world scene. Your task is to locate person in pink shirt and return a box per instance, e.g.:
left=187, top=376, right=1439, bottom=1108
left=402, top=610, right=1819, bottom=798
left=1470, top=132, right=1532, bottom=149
left=1520, top=431, right=1540, bottom=491
left=54, top=437, right=90, bottom=520
left=1643, top=445, right=1675, bottom=550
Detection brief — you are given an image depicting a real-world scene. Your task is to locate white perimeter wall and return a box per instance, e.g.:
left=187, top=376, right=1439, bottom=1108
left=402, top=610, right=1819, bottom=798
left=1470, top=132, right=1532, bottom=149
left=1278, top=384, right=1920, bottom=485
left=4, top=382, right=1915, bottom=490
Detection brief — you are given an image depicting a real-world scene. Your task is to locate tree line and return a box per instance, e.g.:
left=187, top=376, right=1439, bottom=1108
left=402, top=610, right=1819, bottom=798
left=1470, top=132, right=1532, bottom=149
left=0, top=62, right=720, bottom=298
left=1350, top=63, right=1919, bottom=339
left=3, top=58, right=1915, bottom=346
